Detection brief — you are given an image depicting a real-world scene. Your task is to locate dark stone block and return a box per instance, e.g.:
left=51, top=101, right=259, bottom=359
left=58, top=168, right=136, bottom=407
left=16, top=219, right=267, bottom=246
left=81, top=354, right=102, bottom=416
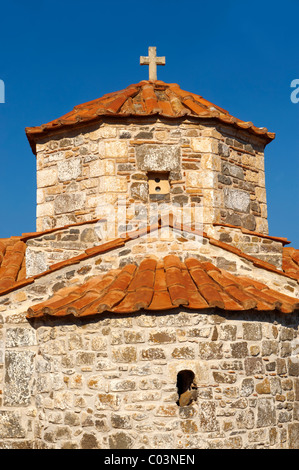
left=119, top=131, right=131, bottom=139
left=218, top=174, right=232, bottom=185
left=172, top=195, right=189, bottom=206
left=219, top=233, right=232, bottom=243
left=225, top=212, right=242, bottom=227
left=241, top=214, right=256, bottom=231
left=135, top=131, right=153, bottom=139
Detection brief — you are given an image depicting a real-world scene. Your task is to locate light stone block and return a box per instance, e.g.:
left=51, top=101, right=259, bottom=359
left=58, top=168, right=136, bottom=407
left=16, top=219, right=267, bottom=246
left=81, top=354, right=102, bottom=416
left=89, top=159, right=115, bottom=177
left=99, top=176, right=127, bottom=193
left=186, top=170, right=215, bottom=189
left=224, top=188, right=251, bottom=213
left=186, top=171, right=202, bottom=189
left=36, top=202, right=54, bottom=217
left=191, top=138, right=218, bottom=153
left=135, top=144, right=180, bottom=171
left=89, top=126, right=117, bottom=140
left=99, top=141, right=128, bottom=158
left=86, top=196, right=101, bottom=208
left=201, top=153, right=221, bottom=172
left=255, top=187, right=267, bottom=203
left=37, top=168, right=58, bottom=188
left=58, top=158, right=82, bottom=182
left=36, top=189, right=44, bottom=204
left=54, top=193, right=86, bottom=214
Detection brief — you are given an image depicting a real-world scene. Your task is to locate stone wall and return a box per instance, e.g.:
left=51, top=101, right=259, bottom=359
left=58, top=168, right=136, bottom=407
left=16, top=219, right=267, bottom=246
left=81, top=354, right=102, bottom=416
left=1, top=228, right=299, bottom=449
left=22, top=223, right=298, bottom=298
left=25, top=221, right=105, bottom=277
left=209, top=225, right=284, bottom=269
left=0, top=307, right=299, bottom=449
left=35, top=117, right=269, bottom=236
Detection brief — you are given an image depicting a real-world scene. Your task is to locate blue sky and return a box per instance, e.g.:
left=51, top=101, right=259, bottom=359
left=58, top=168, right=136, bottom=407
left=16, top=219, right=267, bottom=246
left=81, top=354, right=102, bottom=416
left=0, top=0, right=298, bottom=246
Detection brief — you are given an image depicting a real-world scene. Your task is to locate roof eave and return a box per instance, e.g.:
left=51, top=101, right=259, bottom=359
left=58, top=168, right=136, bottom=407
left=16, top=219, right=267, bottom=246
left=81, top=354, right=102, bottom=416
left=25, top=112, right=275, bottom=156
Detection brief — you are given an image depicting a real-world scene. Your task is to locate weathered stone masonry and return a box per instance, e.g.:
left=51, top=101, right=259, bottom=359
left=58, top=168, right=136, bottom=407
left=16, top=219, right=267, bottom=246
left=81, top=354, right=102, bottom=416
left=1, top=77, right=297, bottom=450
left=0, top=229, right=299, bottom=449
left=35, top=118, right=269, bottom=237
left=1, top=306, right=299, bottom=449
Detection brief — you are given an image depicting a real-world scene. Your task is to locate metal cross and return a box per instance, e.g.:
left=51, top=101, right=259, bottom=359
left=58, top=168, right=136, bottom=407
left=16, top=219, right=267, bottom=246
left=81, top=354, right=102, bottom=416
left=140, top=47, right=165, bottom=81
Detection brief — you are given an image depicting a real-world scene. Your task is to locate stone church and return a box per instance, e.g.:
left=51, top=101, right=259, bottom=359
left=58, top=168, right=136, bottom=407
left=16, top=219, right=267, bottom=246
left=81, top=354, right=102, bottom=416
left=0, top=47, right=299, bottom=449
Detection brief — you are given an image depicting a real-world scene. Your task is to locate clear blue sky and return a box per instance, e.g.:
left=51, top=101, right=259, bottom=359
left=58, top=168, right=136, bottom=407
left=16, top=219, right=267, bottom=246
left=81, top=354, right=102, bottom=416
left=0, top=0, right=298, bottom=246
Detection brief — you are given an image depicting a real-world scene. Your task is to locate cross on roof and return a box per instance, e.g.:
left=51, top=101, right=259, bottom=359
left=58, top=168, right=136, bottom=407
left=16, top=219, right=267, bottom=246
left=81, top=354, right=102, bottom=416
left=140, top=47, right=165, bottom=81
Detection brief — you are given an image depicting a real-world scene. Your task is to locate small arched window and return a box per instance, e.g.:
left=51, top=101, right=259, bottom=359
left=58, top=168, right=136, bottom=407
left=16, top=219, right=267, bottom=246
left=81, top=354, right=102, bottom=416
left=176, top=370, right=198, bottom=407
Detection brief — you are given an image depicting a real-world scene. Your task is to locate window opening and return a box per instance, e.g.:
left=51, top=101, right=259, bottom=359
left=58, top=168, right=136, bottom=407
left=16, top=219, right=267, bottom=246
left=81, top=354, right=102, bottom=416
left=176, top=370, right=198, bottom=407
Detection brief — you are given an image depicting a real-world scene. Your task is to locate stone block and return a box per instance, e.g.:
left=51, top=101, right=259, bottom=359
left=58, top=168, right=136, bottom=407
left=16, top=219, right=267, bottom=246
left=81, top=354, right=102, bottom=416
left=149, top=331, right=176, bottom=344
left=4, top=351, right=35, bottom=406
left=240, top=378, right=254, bottom=397
left=99, top=176, right=127, bottom=193
left=54, top=193, right=86, bottom=214
left=172, top=346, right=195, bottom=359
left=89, top=126, right=117, bottom=140
left=213, top=372, right=237, bottom=384
left=198, top=342, right=223, bottom=360
left=37, top=168, right=58, bottom=188
left=231, top=342, right=248, bottom=358
left=222, top=162, right=244, bottom=180
left=198, top=401, right=219, bottom=432
left=136, top=144, right=180, bottom=171
left=255, top=187, right=267, bottom=203
left=219, top=324, right=237, bottom=341
left=243, top=323, right=262, bottom=341
left=288, top=423, right=299, bottom=449
left=26, top=249, right=48, bottom=277
left=6, top=328, right=36, bottom=348
left=186, top=170, right=215, bottom=189
left=241, top=214, right=256, bottom=231
left=191, top=138, right=218, bottom=153
left=111, top=414, right=132, bottom=429
left=80, top=433, right=100, bottom=449
left=0, top=411, right=26, bottom=438
left=112, top=347, right=137, bottom=363
left=224, top=188, right=250, bottom=213
left=141, top=348, right=166, bottom=361
left=36, top=202, right=54, bottom=217
left=108, top=432, right=134, bottom=449
left=130, top=182, right=148, bottom=202
left=100, top=141, right=128, bottom=158
left=89, top=159, right=115, bottom=177
left=96, top=393, right=120, bottom=411
left=256, top=398, right=276, bottom=427
left=110, top=380, right=136, bottom=392
left=244, top=357, right=264, bottom=376
left=58, top=158, right=81, bottom=181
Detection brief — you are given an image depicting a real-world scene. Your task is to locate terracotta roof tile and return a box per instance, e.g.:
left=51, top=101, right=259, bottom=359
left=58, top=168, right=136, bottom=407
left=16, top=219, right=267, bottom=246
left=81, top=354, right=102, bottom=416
left=1, top=218, right=298, bottom=298
left=0, top=238, right=27, bottom=294
left=26, top=256, right=299, bottom=319
left=282, top=247, right=299, bottom=280
left=26, top=80, right=275, bottom=154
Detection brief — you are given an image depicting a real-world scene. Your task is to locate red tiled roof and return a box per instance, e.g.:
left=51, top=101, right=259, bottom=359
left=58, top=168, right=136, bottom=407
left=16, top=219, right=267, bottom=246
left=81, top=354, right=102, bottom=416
left=25, top=80, right=275, bottom=153
left=26, top=255, right=299, bottom=319
left=0, top=218, right=298, bottom=298
left=282, top=247, right=299, bottom=281
left=0, top=238, right=26, bottom=294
